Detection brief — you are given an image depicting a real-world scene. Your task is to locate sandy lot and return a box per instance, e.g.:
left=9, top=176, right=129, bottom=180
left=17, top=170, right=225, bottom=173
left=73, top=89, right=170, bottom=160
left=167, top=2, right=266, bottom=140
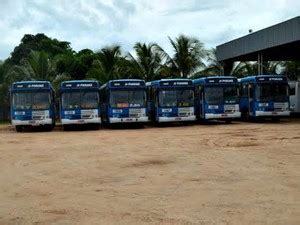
left=0, top=120, right=299, bottom=225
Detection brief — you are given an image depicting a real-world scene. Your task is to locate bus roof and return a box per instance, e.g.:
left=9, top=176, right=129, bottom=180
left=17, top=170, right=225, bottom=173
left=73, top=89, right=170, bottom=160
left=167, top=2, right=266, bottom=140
left=60, top=80, right=100, bottom=90
left=11, top=80, right=53, bottom=91
left=146, top=78, right=193, bottom=87
left=239, top=75, right=288, bottom=83
left=100, top=79, right=146, bottom=90
left=193, top=76, right=238, bottom=85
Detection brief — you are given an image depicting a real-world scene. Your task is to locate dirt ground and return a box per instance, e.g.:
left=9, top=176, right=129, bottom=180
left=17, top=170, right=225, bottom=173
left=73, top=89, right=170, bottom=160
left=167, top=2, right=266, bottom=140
left=0, top=120, right=299, bottom=225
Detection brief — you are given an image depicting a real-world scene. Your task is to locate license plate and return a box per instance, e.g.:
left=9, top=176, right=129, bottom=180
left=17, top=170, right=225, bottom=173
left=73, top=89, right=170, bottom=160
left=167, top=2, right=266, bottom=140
left=175, top=117, right=182, bottom=121
left=78, top=119, right=85, bottom=123
left=125, top=118, right=133, bottom=122
left=272, top=112, right=277, bottom=115
left=221, top=114, right=228, bottom=117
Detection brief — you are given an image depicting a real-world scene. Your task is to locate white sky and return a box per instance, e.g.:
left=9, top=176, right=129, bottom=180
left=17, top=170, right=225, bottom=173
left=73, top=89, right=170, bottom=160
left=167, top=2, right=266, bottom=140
left=0, top=0, right=299, bottom=60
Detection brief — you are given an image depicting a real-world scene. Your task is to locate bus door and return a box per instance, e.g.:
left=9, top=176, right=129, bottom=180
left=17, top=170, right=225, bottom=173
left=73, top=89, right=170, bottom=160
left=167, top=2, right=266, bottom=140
left=199, top=86, right=204, bottom=118
left=155, top=89, right=159, bottom=121
left=99, top=88, right=107, bottom=122
left=248, top=84, right=255, bottom=116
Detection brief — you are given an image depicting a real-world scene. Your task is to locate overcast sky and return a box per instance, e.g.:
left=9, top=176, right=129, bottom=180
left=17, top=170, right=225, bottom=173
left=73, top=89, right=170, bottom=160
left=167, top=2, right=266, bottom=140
left=0, top=0, right=299, bottom=60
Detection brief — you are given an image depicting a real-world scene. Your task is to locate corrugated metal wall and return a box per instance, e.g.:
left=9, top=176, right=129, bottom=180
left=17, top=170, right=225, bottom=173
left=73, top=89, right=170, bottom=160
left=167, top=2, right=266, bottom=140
left=216, top=16, right=300, bottom=61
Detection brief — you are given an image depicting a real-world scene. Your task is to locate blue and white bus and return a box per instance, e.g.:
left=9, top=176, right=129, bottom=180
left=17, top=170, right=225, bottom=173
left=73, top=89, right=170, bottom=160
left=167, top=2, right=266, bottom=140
left=239, top=75, right=290, bottom=120
left=100, top=79, right=149, bottom=124
left=193, top=76, right=240, bottom=122
left=146, top=79, right=196, bottom=122
left=59, top=80, right=101, bottom=129
left=10, top=81, right=55, bottom=132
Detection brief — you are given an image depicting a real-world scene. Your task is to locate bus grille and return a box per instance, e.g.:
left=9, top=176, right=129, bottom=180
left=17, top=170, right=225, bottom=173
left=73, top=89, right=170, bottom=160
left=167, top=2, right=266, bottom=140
left=32, top=110, right=49, bottom=120
left=81, top=109, right=98, bottom=119
left=178, top=108, right=192, bottom=117
left=129, top=108, right=143, bottom=118
left=274, top=102, right=288, bottom=110
left=224, top=105, right=238, bottom=113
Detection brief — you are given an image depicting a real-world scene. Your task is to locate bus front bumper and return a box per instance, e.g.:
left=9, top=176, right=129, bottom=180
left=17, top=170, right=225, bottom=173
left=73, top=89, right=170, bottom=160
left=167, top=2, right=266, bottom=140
left=158, top=115, right=196, bottom=122
left=205, top=112, right=241, bottom=119
left=255, top=111, right=290, bottom=117
left=12, top=119, right=53, bottom=126
left=61, top=117, right=101, bottom=125
left=109, top=117, right=149, bottom=123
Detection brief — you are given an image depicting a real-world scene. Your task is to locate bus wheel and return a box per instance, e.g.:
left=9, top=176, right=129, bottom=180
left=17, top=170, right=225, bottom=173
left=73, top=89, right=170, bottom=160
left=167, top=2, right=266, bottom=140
left=271, top=117, right=280, bottom=122
left=242, top=110, right=250, bottom=121
left=91, top=124, right=100, bottom=130
left=45, top=124, right=54, bottom=131
left=15, top=125, right=23, bottom=132
left=225, top=119, right=232, bottom=124
left=63, top=125, right=70, bottom=131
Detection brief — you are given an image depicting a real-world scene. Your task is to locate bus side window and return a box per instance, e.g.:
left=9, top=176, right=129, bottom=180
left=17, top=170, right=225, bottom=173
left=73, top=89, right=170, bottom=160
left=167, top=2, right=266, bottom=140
left=101, top=89, right=107, bottom=103
left=195, top=86, right=200, bottom=98
left=241, top=84, right=248, bottom=97
left=151, top=88, right=156, bottom=102
left=289, top=86, right=295, bottom=96
left=200, top=86, right=203, bottom=98
left=248, top=84, right=253, bottom=98
left=147, top=87, right=152, bottom=101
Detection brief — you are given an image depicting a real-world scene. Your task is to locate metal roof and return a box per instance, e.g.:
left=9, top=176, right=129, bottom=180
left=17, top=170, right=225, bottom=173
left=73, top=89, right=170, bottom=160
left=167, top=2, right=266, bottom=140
left=216, top=16, right=300, bottom=62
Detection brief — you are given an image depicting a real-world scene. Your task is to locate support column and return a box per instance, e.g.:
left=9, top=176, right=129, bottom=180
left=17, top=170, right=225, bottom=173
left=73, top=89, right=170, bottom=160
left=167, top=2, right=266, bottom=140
left=257, top=52, right=263, bottom=75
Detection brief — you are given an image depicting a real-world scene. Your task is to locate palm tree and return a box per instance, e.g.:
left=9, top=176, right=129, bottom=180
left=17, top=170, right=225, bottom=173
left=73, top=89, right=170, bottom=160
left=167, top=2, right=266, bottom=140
left=281, top=61, right=300, bottom=80
left=98, top=45, right=123, bottom=81
left=191, top=48, right=222, bottom=78
left=231, top=61, right=281, bottom=77
left=5, top=50, right=56, bottom=83
left=160, top=35, right=206, bottom=78
left=128, top=42, right=163, bottom=81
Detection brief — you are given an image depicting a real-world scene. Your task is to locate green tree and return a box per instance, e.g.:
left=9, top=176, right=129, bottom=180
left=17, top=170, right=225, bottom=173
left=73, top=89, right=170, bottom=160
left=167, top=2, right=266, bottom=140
left=231, top=61, right=281, bottom=77
left=191, top=48, right=222, bottom=78
left=0, top=60, right=4, bottom=84
left=5, top=51, right=56, bottom=83
left=87, top=45, right=131, bottom=83
left=8, top=33, right=72, bottom=65
left=161, top=35, right=206, bottom=78
left=98, top=45, right=122, bottom=80
left=128, top=42, right=163, bottom=81
left=281, top=61, right=300, bottom=80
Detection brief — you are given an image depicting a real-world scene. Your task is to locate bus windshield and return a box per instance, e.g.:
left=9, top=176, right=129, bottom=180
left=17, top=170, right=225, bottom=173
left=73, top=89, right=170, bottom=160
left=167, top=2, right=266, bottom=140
left=62, top=91, right=99, bottom=109
left=205, top=86, right=238, bottom=105
left=12, top=91, right=51, bottom=110
left=159, top=89, right=194, bottom=107
left=224, top=86, right=239, bottom=104
left=256, top=84, right=288, bottom=102
left=110, top=90, right=146, bottom=108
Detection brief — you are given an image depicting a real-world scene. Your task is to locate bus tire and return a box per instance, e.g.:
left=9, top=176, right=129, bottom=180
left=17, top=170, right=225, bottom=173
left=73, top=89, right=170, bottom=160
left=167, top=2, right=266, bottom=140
left=225, top=119, right=232, bottom=124
left=63, top=125, right=70, bottom=131
left=44, top=124, right=54, bottom=131
left=271, top=117, right=280, bottom=122
left=242, top=110, right=250, bottom=121
left=15, top=125, right=23, bottom=132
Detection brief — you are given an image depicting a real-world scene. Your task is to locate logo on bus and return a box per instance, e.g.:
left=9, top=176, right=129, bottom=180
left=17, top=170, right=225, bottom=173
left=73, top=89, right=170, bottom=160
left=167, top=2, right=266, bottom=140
left=258, top=77, right=284, bottom=81
left=28, top=84, right=45, bottom=88
left=76, top=83, right=93, bottom=87
left=125, top=82, right=141, bottom=86
left=161, top=81, right=190, bottom=86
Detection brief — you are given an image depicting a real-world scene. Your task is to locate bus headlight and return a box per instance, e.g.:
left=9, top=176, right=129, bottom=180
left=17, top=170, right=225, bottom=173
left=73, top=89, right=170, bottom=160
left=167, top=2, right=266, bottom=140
left=15, top=111, right=25, bottom=115
left=162, top=108, right=172, bottom=113
left=258, top=103, right=269, bottom=107
left=113, top=109, right=123, bottom=113
left=64, top=110, right=75, bottom=115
